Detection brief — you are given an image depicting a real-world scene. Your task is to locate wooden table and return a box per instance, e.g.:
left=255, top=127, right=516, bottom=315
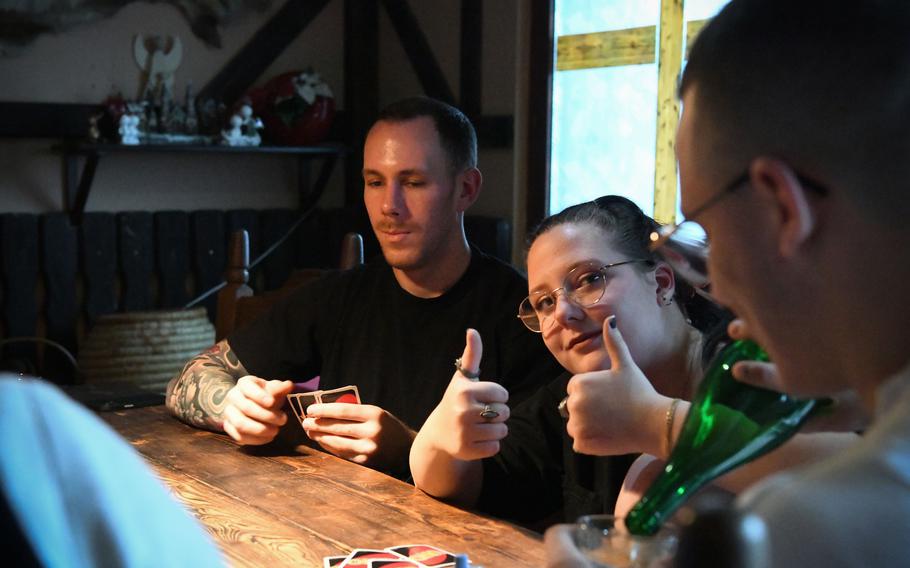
left=103, top=406, right=546, bottom=567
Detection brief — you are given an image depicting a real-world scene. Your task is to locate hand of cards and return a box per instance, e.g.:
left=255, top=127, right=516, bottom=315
left=286, top=385, right=361, bottom=425
left=324, top=544, right=465, bottom=567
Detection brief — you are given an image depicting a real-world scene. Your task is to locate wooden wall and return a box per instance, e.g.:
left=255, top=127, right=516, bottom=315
left=0, top=208, right=511, bottom=383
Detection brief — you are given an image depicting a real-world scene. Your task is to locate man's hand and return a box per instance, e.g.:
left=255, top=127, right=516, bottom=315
left=222, top=376, right=293, bottom=445
left=301, top=402, right=416, bottom=472
left=414, top=328, right=510, bottom=461
left=565, top=316, right=669, bottom=457
left=408, top=329, right=502, bottom=504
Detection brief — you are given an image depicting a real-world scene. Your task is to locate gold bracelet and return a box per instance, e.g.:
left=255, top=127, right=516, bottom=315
left=665, top=398, right=681, bottom=457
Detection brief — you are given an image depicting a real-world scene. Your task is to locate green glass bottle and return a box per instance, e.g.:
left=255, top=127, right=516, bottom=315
left=625, top=339, right=824, bottom=536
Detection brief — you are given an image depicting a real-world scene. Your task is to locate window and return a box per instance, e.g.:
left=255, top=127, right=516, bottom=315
left=549, top=0, right=729, bottom=222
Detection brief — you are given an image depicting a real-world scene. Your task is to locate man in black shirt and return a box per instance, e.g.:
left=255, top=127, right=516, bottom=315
left=166, top=97, right=562, bottom=476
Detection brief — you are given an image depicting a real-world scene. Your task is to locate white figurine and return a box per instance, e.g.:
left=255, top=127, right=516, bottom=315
left=221, top=114, right=244, bottom=146
left=221, top=104, right=262, bottom=146
left=119, top=114, right=141, bottom=145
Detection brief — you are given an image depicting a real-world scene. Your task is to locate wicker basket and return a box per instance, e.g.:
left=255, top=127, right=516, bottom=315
left=78, top=308, right=215, bottom=391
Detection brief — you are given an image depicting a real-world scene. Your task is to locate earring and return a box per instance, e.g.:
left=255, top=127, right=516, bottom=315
left=662, top=295, right=674, bottom=306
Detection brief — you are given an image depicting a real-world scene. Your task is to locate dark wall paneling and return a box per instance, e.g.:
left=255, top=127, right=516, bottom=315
left=294, top=207, right=326, bottom=269
left=0, top=214, right=40, bottom=372
left=40, top=213, right=79, bottom=382
left=466, top=215, right=511, bottom=264
left=118, top=212, right=154, bottom=312
left=0, top=208, right=510, bottom=383
left=260, top=209, right=296, bottom=291
left=155, top=211, right=191, bottom=309
left=191, top=210, right=226, bottom=321
left=80, top=213, right=119, bottom=325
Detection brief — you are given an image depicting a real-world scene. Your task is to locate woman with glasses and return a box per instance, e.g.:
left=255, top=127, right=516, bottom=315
left=410, top=196, right=728, bottom=524
left=410, top=196, right=855, bottom=527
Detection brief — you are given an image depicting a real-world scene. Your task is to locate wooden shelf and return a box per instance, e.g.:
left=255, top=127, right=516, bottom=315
left=53, top=140, right=346, bottom=225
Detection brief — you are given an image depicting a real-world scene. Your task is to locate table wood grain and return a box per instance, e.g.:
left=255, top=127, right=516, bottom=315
left=103, top=406, right=546, bottom=567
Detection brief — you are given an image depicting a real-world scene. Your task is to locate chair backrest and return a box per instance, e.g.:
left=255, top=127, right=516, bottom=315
left=215, top=230, right=364, bottom=340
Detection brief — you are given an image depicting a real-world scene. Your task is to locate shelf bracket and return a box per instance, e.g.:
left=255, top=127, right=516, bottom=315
left=64, top=148, right=100, bottom=226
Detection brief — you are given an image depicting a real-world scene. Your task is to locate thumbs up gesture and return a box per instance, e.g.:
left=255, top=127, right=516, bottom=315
left=565, top=315, right=671, bottom=457
left=416, top=328, right=511, bottom=461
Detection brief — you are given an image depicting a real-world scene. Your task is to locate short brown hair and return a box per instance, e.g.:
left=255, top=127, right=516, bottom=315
left=375, top=97, right=477, bottom=174
left=681, top=0, right=910, bottom=218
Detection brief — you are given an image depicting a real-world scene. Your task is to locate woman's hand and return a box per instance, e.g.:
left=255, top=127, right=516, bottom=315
left=614, top=454, right=666, bottom=517
left=565, top=316, right=673, bottom=457
left=409, top=329, right=505, bottom=504
left=416, top=329, right=511, bottom=461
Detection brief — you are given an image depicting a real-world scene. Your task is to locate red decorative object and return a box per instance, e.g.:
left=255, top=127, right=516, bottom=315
left=248, top=70, right=335, bottom=146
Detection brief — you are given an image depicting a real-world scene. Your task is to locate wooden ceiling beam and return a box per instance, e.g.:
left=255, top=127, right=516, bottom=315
left=380, top=0, right=457, bottom=105
left=198, top=0, right=332, bottom=106
left=459, top=0, right=483, bottom=119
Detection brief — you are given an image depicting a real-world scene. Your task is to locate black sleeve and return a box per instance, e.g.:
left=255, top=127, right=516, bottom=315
left=477, top=372, right=570, bottom=523
left=226, top=272, right=343, bottom=380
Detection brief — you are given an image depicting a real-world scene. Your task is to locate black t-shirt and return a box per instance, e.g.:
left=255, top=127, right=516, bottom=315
left=228, top=247, right=563, bottom=431
left=476, top=321, right=733, bottom=526
left=478, top=371, right=636, bottom=525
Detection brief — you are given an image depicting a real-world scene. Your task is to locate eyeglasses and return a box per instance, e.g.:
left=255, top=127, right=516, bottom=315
left=650, top=169, right=828, bottom=298
left=518, top=260, right=651, bottom=332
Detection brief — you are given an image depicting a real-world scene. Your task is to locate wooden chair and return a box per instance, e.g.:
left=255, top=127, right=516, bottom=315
left=215, top=229, right=363, bottom=340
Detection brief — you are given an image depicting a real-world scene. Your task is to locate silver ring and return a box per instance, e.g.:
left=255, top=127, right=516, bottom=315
left=455, top=357, right=481, bottom=380
left=480, top=403, right=499, bottom=420
left=558, top=396, right=569, bottom=420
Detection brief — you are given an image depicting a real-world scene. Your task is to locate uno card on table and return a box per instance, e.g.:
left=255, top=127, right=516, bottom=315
left=319, top=385, right=361, bottom=405
left=368, top=561, right=423, bottom=567
left=324, top=555, right=348, bottom=568
left=339, top=549, right=407, bottom=567
left=387, top=545, right=456, bottom=567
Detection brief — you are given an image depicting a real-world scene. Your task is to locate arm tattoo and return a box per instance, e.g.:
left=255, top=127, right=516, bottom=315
left=165, top=339, right=249, bottom=431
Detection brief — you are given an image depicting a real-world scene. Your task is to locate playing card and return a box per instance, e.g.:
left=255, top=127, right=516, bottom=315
left=319, top=385, right=361, bottom=405
left=367, top=561, right=423, bottom=567
left=340, top=549, right=406, bottom=567
left=323, top=555, right=348, bottom=567
left=387, top=545, right=456, bottom=567
left=287, top=391, right=321, bottom=421
left=286, top=394, right=305, bottom=424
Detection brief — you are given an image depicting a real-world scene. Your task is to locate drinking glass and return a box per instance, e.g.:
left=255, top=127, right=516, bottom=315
left=573, top=515, right=677, bottom=568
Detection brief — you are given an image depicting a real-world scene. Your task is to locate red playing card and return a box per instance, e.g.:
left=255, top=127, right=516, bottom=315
left=388, top=545, right=456, bottom=567
left=340, top=549, right=406, bottom=567
left=319, top=385, right=361, bottom=405
left=323, top=555, right=348, bottom=567
left=287, top=391, right=320, bottom=421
